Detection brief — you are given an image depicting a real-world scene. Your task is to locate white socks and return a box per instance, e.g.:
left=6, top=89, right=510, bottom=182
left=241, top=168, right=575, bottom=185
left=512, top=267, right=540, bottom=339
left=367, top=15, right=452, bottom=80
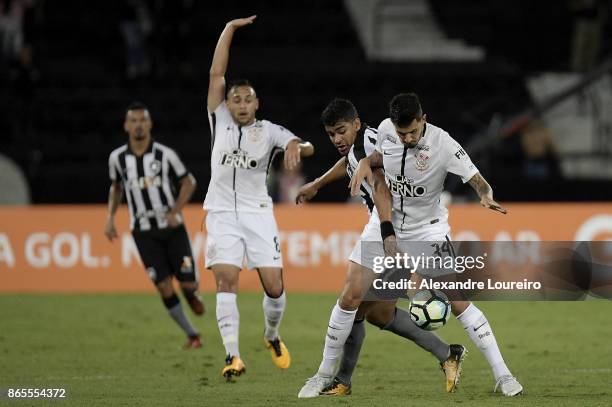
left=263, top=292, right=286, bottom=341
left=318, top=302, right=357, bottom=377
left=216, top=292, right=240, bottom=357
left=216, top=291, right=287, bottom=357
left=457, top=303, right=512, bottom=380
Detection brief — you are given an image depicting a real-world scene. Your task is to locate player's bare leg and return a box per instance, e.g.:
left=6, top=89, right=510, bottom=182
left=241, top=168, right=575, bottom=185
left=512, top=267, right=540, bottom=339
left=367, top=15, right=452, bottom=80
left=299, top=261, right=375, bottom=398
left=212, top=264, right=245, bottom=379
left=256, top=267, right=291, bottom=369
left=155, top=277, right=201, bottom=349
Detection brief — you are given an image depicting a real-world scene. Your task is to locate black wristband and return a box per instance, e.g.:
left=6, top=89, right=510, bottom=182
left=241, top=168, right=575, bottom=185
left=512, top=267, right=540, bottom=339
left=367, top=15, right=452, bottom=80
left=380, top=221, right=395, bottom=240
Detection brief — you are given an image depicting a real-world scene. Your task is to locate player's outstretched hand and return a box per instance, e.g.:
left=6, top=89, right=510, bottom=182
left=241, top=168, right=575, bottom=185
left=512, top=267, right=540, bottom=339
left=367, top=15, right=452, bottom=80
left=284, top=140, right=301, bottom=171
left=295, top=181, right=318, bottom=204
left=227, top=15, right=257, bottom=29
left=104, top=218, right=118, bottom=242
left=480, top=196, right=507, bottom=214
left=349, top=158, right=374, bottom=196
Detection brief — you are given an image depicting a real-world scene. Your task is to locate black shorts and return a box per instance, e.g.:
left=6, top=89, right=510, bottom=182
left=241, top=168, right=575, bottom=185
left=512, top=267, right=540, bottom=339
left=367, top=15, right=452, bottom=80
left=132, top=225, right=198, bottom=285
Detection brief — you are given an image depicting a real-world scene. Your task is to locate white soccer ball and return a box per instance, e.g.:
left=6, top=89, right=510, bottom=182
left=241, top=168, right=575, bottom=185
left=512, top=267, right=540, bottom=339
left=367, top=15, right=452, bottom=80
left=409, top=289, right=451, bottom=331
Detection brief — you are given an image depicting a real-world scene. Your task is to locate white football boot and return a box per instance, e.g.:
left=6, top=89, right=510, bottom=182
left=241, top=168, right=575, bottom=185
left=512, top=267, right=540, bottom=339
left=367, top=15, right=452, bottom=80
left=298, top=373, right=333, bottom=398
left=494, top=375, right=523, bottom=396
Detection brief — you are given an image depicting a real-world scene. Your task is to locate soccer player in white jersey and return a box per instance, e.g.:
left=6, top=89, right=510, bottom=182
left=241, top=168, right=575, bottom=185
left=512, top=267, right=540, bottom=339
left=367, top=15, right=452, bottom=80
left=346, top=93, right=523, bottom=396
left=206, top=15, right=314, bottom=379
left=297, top=99, right=466, bottom=397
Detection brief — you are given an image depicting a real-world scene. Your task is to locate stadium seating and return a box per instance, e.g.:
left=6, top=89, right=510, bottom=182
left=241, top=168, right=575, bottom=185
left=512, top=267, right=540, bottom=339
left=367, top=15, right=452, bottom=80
left=1, top=0, right=608, bottom=203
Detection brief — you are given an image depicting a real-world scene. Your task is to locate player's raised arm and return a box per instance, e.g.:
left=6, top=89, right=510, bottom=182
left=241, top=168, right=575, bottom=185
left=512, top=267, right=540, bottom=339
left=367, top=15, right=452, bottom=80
left=208, top=15, right=257, bottom=112
left=467, top=172, right=507, bottom=214
left=295, top=156, right=347, bottom=204
left=104, top=181, right=123, bottom=242
left=349, top=150, right=383, bottom=196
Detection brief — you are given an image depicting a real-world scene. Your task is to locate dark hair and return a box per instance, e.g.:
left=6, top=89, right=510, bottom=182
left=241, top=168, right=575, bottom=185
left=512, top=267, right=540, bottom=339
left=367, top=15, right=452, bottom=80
left=126, top=101, right=148, bottom=112
left=389, top=93, right=422, bottom=127
left=226, top=78, right=256, bottom=98
left=320, top=98, right=358, bottom=127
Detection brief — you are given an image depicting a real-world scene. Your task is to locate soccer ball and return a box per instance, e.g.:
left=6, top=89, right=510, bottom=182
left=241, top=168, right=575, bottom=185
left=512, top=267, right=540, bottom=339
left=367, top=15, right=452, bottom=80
left=409, top=289, right=451, bottom=331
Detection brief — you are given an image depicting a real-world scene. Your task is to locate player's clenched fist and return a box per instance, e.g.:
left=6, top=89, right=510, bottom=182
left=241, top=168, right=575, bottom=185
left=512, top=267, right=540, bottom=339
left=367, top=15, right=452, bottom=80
left=104, top=218, right=118, bottom=242
left=383, top=235, right=399, bottom=258
left=165, top=211, right=182, bottom=228
left=284, top=139, right=301, bottom=171
left=295, top=181, right=318, bottom=204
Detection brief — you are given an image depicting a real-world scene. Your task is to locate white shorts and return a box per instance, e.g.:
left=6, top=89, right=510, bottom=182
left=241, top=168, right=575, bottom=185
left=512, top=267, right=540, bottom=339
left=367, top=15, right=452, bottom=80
left=348, top=211, right=384, bottom=270
left=349, top=211, right=452, bottom=271
left=205, top=211, right=283, bottom=270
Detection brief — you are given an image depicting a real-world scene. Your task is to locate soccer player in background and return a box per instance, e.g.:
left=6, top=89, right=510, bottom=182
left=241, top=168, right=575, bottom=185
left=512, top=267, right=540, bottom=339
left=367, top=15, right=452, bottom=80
left=105, top=102, right=204, bottom=349
left=301, top=93, right=523, bottom=397
left=206, top=15, right=314, bottom=379
left=296, top=99, right=465, bottom=397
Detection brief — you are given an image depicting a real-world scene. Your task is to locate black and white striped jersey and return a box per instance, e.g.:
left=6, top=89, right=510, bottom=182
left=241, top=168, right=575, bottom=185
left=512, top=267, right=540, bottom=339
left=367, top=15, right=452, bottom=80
left=347, top=125, right=378, bottom=214
left=108, top=140, right=190, bottom=232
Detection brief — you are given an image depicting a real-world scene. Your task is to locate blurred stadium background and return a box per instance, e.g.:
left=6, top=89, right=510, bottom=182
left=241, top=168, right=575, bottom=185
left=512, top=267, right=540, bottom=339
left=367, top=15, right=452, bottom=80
left=2, top=0, right=612, bottom=205
left=1, top=1, right=611, bottom=406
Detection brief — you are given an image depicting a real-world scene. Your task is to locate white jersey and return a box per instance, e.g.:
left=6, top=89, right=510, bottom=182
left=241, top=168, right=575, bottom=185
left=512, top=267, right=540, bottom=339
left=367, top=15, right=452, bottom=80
left=346, top=125, right=378, bottom=214
left=376, top=118, right=478, bottom=233
left=205, top=103, right=299, bottom=212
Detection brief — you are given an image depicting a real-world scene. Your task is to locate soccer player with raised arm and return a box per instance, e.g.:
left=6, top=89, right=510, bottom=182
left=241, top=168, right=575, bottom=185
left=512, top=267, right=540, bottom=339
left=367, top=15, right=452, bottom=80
left=106, top=102, right=204, bottom=349
left=205, top=15, right=314, bottom=379
left=296, top=99, right=466, bottom=397
left=347, top=93, right=523, bottom=396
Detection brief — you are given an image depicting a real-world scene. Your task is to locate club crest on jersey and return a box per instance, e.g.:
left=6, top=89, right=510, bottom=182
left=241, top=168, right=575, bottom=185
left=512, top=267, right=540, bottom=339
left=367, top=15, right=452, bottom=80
left=415, top=151, right=430, bottom=171
left=220, top=149, right=258, bottom=169
left=247, top=126, right=264, bottom=143
left=149, top=159, right=161, bottom=175
left=388, top=174, right=427, bottom=197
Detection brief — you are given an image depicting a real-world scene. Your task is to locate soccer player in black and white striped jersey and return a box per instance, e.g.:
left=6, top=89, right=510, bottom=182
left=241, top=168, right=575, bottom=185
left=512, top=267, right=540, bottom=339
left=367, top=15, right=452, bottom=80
left=105, top=102, right=205, bottom=349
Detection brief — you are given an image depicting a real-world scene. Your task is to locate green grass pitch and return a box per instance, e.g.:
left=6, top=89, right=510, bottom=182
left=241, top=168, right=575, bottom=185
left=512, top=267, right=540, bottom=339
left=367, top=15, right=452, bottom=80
left=0, top=293, right=611, bottom=406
